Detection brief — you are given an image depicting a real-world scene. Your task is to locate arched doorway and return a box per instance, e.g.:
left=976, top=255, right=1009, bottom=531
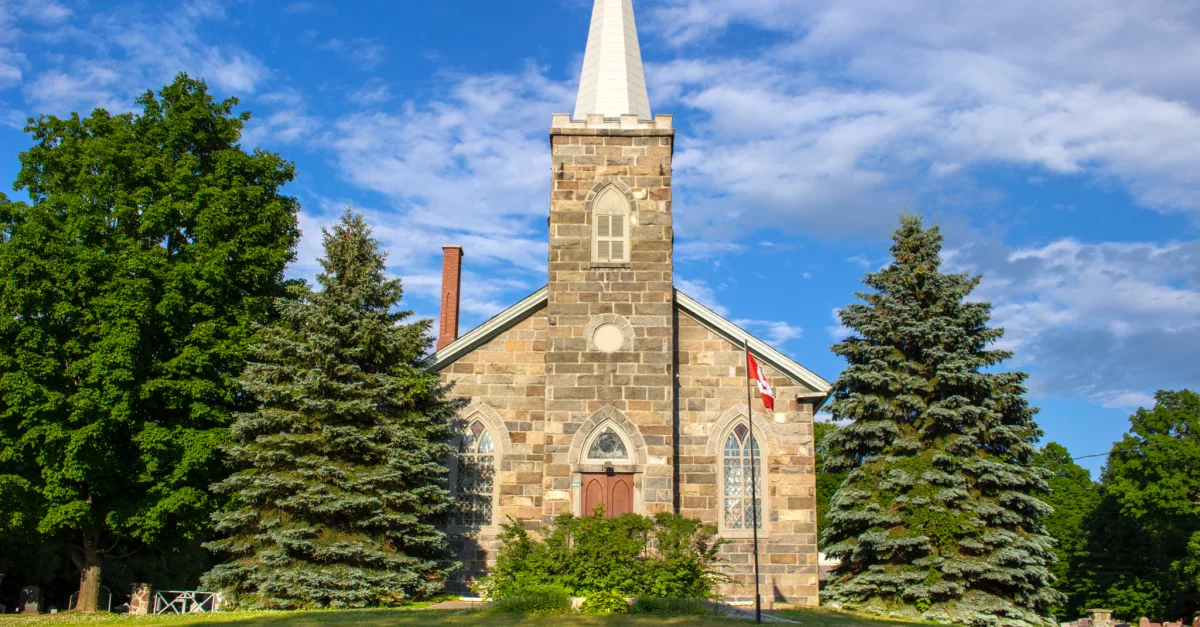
left=568, top=406, right=648, bottom=517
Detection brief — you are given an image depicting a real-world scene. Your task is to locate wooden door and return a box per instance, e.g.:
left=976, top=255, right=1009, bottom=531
left=581, top=473, right=635, bottom=517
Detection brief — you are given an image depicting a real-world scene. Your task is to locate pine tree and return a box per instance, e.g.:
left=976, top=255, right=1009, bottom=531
left=822, top=215, right=1061, bottom=627
left=203, top=211, right=461, bottom=608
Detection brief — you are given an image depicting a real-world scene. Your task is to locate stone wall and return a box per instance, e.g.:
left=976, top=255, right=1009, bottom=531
left=436, top=313, right=547, bottom=591
left=544, top=115, right=676, bottom=521
left=675, top=311, right=820, bottom=606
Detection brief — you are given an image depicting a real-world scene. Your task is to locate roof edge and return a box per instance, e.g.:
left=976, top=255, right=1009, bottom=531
left=429, top=287, right=548, bottom=371
left=429, top=285, right=834, bottom=400
left=675, top=289, right=833, bottom=395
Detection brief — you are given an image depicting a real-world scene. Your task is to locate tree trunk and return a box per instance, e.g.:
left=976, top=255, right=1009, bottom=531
left=75, top=534, right=104, bottom=612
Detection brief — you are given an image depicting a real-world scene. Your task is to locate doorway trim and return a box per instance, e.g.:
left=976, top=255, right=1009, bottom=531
left=567, top=405, right=648, bottom=516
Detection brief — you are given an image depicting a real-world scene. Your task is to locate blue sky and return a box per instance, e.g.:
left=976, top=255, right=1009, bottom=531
left=3, top=0, right=1199, bottom=476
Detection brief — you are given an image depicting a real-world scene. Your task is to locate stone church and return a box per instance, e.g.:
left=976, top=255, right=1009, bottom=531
left=432, top=0, right=831, bottom=606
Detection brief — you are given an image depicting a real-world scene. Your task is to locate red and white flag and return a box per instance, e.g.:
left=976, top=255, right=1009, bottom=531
left=747, top=353, right=775, bottom=411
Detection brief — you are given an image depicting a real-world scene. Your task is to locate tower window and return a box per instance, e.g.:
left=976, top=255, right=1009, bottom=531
left=592, top=186, right=630, bottom=263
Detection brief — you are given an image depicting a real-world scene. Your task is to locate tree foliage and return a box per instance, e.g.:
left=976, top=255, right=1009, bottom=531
left=203, top=211, right=460, bottom=609
left=1076, top=390, right=1200, bottom=621
left=816, top=420, right=849, bottom=548
left=1032, top=442, right=1100, bottom=619
left=821, top=215, right=1060, bottom=627
left=480, top=511, right=728, bottom=600
left=0, top=74, right=299, bottom=610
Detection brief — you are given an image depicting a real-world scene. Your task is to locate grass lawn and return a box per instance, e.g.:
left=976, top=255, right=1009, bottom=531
left=0, top=606, right=936, bottom=626
left=0, top=609, right=737, bottom=626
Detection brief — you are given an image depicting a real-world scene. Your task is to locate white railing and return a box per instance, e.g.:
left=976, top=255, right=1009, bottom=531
left=153, top=590, right=220, bottom=614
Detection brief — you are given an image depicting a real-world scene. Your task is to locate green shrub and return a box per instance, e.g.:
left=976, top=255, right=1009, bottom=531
left=490, top=583, right=573, bottom=614
left=580, top=590, right=630, bottom=615
left=632, top=597, right=715, bottom=615
left=477, top=511, right=729, bottom=601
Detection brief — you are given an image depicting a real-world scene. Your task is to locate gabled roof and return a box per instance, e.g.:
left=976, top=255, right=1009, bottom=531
left=430, top=286, right=833, bottom=398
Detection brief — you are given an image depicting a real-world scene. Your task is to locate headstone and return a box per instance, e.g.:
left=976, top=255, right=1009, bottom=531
left=1088, top=609, right=1114, bottom=627
left=18, top=585, right=42, bottom=614
left=129, top=583, right=153, bottom=616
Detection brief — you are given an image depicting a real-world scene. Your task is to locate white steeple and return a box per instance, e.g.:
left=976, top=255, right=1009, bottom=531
left=573, top=0, right=652, bottom=121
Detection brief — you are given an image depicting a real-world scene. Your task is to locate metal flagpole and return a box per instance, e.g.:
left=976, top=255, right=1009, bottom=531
left=744, top=338, right=762, bottom=624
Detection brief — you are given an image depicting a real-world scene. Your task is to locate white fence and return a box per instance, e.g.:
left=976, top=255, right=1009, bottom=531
left=153, top=590, right=220, bottom=614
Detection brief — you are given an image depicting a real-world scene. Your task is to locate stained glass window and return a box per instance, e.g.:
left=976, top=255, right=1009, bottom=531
left=587, top=425, right=629, bottom=460
left=453, top=420, right=495, bottom=527
left=723, top=427, right=762, bottom=530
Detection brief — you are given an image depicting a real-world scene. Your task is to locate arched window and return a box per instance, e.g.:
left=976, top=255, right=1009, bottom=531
left=452, top=420, right=495, bottom=527
left=581, top=422, right=633, bottom=463
left=592, top=186, right=630, bottom=264
left=722, top=424, right=763, bottom=530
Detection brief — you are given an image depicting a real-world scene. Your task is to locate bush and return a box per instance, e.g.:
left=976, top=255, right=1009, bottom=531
left=490, top=583, right=573, bottom=614
left=581, top=590, right=630, bottom=615
left=477, top=511, right=729, bottom=601
left=632, top=597, right=715, bottom=615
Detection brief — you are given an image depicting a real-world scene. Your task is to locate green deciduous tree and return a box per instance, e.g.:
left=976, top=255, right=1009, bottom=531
left=1078, top=390, right=1200, bottom=621
left=203, top=211, right=460, bottom=608
left=0, top=74, right=300, bottom=611
left=1033, top=442, right=1100, bottom=619
left=821, top=215, right=1060, bottom=627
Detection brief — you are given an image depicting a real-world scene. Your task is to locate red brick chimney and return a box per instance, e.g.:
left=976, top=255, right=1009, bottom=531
left=437, top=245, right=463, bottom=351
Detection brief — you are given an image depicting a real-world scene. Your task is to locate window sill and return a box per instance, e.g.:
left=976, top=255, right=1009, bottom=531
left=590, top=262, right=632, bottom=269
left=719, top=529, right=769, bottom=540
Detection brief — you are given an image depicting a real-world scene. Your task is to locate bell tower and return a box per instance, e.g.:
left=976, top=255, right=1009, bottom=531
left=542, top=0, right=676, bottom=522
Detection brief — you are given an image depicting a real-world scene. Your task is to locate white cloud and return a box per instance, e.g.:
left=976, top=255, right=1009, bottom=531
left=348, top=80, right=393, bottom=106
left=328, top=64, right=573, bottom=274
left=16, top=0, right=268, bottom=115
left=675, top=277, right=728, bottom=316
left=947, top=235, right=1200, bottom=405
left=638, top=0, right=1200, bottom=238
left=826, top=308, right=852, bottom=341
left=319, top=38, right=388, bottom=71
left=0, top=47, right=26, bottom=88
left=736, top=319, right=804, bottom=345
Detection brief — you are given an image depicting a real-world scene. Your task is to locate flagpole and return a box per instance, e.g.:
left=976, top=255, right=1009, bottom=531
left=744, top=338, right=762, bottom=625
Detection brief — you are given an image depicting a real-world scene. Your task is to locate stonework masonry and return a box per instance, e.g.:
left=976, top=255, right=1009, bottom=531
left=544, top=113, right=677, bottom=521
left=432, top=112, right=826, bottom=605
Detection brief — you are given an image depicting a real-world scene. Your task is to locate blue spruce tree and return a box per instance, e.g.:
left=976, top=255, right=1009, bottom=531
left=203, top=211, right=461, bottom=608
left=822, top=215, right=1061, bottom=627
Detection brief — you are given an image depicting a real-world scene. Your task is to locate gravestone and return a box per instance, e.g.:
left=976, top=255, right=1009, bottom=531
left=18, top=585, right=42, bottom=614
left=129, top=583, right=153, bottom=616
left=1088, top=609, right=1115, bottom=627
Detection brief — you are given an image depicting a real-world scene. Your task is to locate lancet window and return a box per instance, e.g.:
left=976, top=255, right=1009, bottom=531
left=592, top=186, right=630, bottom=264
left=722, top=423, right=763, bottom=530
left=452, top=419, right=495, bottom=527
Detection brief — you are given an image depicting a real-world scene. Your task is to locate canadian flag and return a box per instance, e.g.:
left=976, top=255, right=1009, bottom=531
left=747, top=353, right=776, bottom=411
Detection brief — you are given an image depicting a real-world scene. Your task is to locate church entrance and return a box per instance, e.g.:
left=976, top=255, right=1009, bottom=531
left=581, top=473, right=634, bottom=517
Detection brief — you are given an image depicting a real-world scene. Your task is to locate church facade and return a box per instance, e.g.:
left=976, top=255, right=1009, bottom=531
left=431, top=0, right=831, bottom=606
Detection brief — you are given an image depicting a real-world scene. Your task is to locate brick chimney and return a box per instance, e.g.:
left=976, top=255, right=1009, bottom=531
left=437, top=245, right=463, bottom=351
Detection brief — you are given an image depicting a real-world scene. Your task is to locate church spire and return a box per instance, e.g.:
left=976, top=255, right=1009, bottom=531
left=573, top=0, right=652, bottom=121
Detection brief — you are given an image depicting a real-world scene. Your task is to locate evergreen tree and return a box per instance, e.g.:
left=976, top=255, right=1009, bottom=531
left=1078, top=390, right=1200, bottom=621
left=0, top=74, right=299, bottom=611
left=822, top=215, right=1060, bottom=627
left=203, top=211, right=461, bottom=608
left=1033, top=443, right=1100, bottom=619
left=815, top=420, right=849, bottom=547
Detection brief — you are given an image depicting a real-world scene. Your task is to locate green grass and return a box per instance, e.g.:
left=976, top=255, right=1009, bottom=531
left=0, top=606, right=942, bottom=627
left=771, top=606, right=942, bottom=627
left=0, top=609, right=743, bottom=626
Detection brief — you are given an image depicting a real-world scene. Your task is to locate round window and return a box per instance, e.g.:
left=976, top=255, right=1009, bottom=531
left=592, top=323, right=624, bottom=353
